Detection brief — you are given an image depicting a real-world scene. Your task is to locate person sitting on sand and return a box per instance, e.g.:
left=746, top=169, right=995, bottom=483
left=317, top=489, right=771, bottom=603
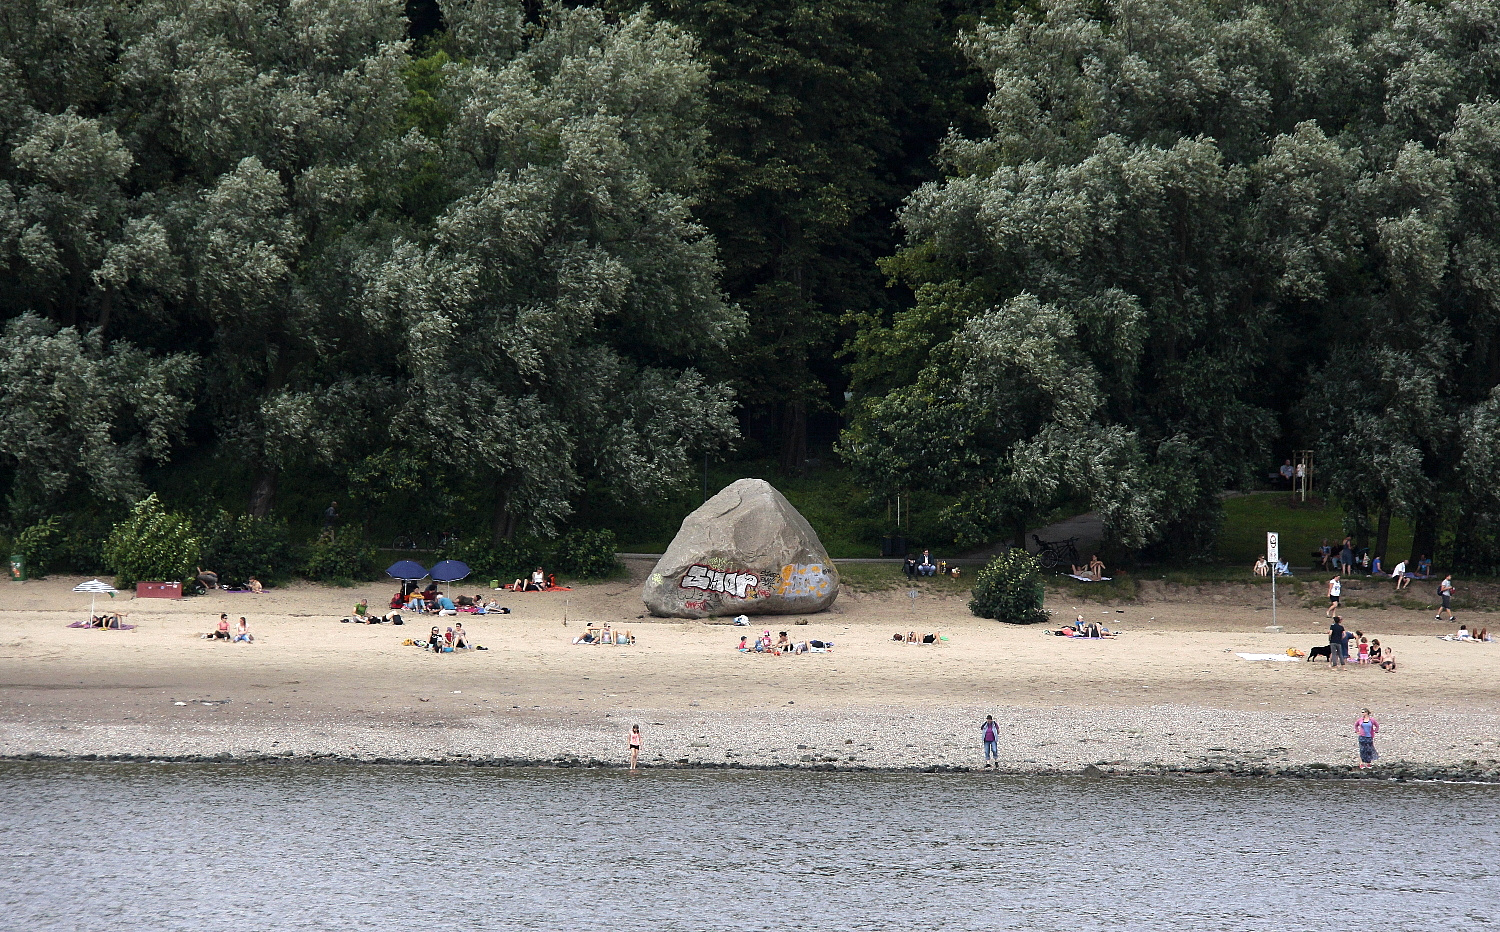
left=427, top=626, right=445, bottom=652
left=573, top=624, right=598, bottom=646
left=354, top=600, right=370, bottom=622
left=452, top=622, right=472, bottom=649
left=211, top=614, right=231, bottom=641
left=1253, top=555, right=1269, bottom=577
left=1379, top=646, right=1397, bottom=671
left=247, top=576, right=263, bottom=593
left=738, top=635, right=749, bottom=651
left=389, top=590, right=406, bottom=610
left=435, top=592, right=456, bottom=615
left=1368, top=639, right=1383, bottom=663
left=776, top=632, right=791, bottom=651
left=233, top=617, right=253, bottom=643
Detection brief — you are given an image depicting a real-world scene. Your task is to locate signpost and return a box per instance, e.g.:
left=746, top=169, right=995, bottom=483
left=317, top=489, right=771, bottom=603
left=1267, top=532, right=1279, bottom=629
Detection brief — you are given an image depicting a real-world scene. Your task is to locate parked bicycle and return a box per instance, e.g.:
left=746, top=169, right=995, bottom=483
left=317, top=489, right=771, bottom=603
left=1032, top=534, right=1082, bottom=570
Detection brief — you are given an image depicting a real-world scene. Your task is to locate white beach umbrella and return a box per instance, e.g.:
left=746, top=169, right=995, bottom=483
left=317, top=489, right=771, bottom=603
left=72, top=579, right=118, bottom=625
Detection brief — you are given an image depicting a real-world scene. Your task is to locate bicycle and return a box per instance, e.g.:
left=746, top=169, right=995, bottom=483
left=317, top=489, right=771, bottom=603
left=1032, top=534, right=1082, bottom=570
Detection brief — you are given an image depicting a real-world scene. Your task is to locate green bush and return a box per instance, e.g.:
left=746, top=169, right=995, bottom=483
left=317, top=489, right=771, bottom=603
left=969, top=549, right=1048, bottom=624
left=200, top=511, right=296, bottom=585
left=15, top=517, right=63, bottom=577
left=301, top=527, right=379, bottom=581
left=551, top=528, right=620, bottom=578
left=104, top=495, right=201, bottom=587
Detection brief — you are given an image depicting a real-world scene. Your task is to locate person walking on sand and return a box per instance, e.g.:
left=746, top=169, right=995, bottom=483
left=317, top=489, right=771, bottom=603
left=628, top=724, right=642, bottom=771
left=1325, top=575, right=1342, bottom=616
left=1437, top=574, right=1456, bottom=621
left=1356, top=709, right=1380, bottom=769
left=981, top=715, right=1000, bottom=768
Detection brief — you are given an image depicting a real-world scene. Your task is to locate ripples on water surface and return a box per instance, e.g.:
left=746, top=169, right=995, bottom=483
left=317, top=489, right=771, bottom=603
left=0, top=762, right=1493, bottom=931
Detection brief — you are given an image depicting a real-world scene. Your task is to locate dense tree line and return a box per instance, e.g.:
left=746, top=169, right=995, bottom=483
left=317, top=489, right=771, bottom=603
left=842, top=0, right=1500, bottom=567
left=3, top=0, right=1500, bottom=570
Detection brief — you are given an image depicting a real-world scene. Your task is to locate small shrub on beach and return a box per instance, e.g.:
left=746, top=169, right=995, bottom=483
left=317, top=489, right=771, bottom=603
left=551, top=528, right=620, bottom=578
left=104, top=495, right=201, bottom=587
left=969, top=548, right=1048, bottom=624
left=301, top=528, right=379, bottom=581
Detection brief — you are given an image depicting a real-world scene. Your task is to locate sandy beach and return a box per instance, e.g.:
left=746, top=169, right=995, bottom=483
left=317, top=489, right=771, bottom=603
left=2, top=560, right=1497, bottom=778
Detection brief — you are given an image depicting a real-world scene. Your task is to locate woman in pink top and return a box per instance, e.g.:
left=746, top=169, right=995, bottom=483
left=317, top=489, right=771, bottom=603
left=628, top=725, right=642, bottom=771
left=1356, top=710, right=1380, bottom=768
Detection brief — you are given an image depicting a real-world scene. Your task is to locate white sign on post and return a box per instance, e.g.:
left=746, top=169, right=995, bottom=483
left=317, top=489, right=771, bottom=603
left=1267, top=532, right=1279, bottom=563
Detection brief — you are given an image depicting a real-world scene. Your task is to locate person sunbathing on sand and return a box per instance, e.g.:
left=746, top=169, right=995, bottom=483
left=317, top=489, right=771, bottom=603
left=572, top=624, right=598, bottom=645
left=920, top=632, right=941, bottom=644
left=247, top=577, right=263, bottom=593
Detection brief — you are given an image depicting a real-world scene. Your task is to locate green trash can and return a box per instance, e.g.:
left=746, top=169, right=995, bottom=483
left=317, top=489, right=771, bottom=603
left=8, top=554, right=24, bottom=582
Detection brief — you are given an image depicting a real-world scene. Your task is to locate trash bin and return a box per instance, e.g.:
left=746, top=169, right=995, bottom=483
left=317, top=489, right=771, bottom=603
left=7, top=554, right=23, bottom=582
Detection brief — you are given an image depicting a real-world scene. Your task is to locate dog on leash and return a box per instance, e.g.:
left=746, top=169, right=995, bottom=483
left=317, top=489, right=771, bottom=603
left=1307, top=644, right=1332, bottom=662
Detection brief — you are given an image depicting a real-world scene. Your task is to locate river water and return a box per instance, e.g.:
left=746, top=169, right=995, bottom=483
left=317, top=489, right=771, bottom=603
left=0, top=762, right=1493, bottom=931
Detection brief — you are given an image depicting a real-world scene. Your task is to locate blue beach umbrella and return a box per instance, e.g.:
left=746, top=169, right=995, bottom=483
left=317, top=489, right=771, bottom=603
left=386, top=560, right=428, bottom=581
left=429, top=560, right=470, bottom=583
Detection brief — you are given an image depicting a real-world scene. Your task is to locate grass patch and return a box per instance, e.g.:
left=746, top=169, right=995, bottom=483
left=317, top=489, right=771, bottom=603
left=1217, top=493, right=1414, bottom=566
left=835, top=562, right=970, bottom=595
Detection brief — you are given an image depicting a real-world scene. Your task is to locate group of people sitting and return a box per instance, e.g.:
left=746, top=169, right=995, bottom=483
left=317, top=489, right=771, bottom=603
left=1440, top=624, right=1491, bottom=642
left=203, top=613, right=254, bottom=642
left=1050, top=615, right=1117, bottom=638
left=504, top=568, right=555, bottom=592
left=1252, top=555, right=1292, bottom=577
left=572, top=623, right=634, bottom=645
left=891, top=631, right=943, bottom=644
left=390, top=586, right=510, bottom=616
left=903, top=551, right=960, bottom=579
left=737, top=631, right=832, bottom=654
left=420, top=623, right=479, bottom=652
left=194, top=567, right=264, bottom=593
left=1070, top=555, right=1107, bottom=580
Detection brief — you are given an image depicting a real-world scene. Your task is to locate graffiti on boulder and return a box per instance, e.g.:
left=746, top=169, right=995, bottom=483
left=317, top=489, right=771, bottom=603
left=777, top=563, right=832, bottom=599
left=680, top=563, right=760, bottom=600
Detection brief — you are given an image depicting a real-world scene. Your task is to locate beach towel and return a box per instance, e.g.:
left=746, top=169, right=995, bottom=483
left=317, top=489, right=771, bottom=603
left=68, top=620, right=136, bottom=630
left=1067, top=574, right=1112, bottom=582
left=500, top=583, right=573, bottom=592
left=1236, top=652, right=1299, bottom=661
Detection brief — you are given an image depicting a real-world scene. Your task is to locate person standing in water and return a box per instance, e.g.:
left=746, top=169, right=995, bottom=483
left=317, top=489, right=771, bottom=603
left=981, top=715, right=1000, bottom=768
left=628, top=724, right=641, bottom=771
left=1356, top=709, right=1380, bottom=769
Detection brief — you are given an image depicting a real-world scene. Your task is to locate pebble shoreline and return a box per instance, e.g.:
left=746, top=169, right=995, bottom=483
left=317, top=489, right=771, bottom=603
left=5, top=703, right=1499, bottom=782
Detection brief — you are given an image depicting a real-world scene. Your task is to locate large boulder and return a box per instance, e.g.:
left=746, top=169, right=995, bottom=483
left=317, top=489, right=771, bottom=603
left=642, top=478, right=839, bottom=618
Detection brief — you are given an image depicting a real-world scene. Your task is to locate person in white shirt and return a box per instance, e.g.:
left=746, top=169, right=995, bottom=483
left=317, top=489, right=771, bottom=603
left=1391, top=560, right=1410, bottom=590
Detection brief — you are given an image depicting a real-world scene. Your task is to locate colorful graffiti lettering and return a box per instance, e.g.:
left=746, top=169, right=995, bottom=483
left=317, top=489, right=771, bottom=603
left=684, top=599, right=708, bottom=610
left=778, top=563, right=832, bottom=599
left=680, top=564, right=760, bottom=599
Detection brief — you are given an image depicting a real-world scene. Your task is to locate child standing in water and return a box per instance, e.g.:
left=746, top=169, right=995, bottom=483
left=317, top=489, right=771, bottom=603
left=1356, top=710, right=1380, bottom=769
left=628, top=725, right=642, bottom=771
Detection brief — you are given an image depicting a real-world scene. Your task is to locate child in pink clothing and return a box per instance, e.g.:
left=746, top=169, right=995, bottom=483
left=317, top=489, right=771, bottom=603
left=1357, top=636, right=1369, bottom=664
